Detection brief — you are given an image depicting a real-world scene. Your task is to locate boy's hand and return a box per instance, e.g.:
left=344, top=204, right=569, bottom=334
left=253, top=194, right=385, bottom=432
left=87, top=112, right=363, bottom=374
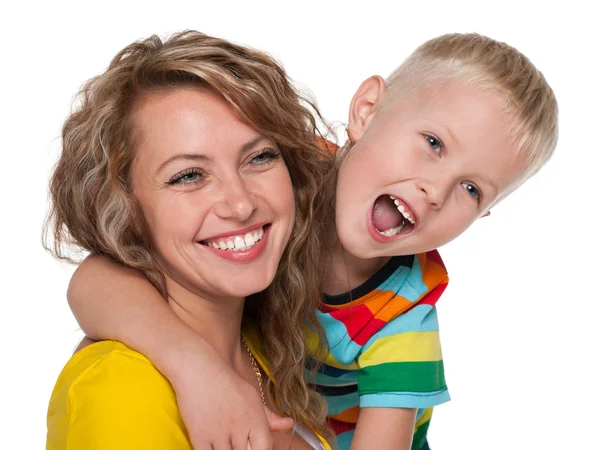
left=170, top=340, right=292, bottom=450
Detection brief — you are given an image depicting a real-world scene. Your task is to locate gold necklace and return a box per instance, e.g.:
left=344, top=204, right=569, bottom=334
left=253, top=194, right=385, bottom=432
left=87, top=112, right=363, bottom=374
left=241, top=336, right=266, bottom=406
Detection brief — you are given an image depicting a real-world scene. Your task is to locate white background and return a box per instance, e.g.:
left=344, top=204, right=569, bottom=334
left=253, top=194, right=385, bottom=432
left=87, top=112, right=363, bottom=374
left=1, top=0, right=598, bottom=448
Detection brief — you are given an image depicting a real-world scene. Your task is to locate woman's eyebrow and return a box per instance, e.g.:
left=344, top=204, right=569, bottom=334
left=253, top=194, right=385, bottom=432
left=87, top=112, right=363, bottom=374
left=157, top=153, right=210, bottom=174
left=156, top=135, right=268, bottom=175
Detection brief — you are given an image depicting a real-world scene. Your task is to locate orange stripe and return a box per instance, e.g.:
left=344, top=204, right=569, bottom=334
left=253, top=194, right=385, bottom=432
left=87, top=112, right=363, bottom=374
left=329, top=405, right=360, bottom=423
left=418, top=253, right=449, bottom=290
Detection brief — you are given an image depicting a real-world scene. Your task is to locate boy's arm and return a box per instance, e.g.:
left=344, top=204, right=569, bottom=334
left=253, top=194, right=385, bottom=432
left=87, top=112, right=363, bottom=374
left=350, top=408, right=416, bottom=450
left=350, top=304, right=450, bottom=450
left=67, top=254, right=291, bottom=450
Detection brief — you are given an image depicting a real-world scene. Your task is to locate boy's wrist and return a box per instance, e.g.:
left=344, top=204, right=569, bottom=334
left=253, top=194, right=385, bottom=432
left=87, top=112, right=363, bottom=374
left=155, top=329, right=220, bottom=385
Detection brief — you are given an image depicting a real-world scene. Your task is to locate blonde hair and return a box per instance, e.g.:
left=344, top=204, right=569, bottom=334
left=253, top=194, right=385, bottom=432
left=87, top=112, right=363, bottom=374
left=44, top=30, right=330, bottom=433
left=385, top=33, right=558, bottom=185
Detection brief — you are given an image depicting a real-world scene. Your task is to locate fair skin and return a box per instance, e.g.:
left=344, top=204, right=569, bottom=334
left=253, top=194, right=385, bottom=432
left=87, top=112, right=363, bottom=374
left=74, top=85, right=315, bottom=450
left=69, top=77, right=524, bottom=450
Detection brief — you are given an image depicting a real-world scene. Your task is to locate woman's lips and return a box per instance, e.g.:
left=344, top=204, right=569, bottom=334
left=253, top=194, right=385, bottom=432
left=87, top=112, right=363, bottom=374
left=199, top=224, right=270, bottom=263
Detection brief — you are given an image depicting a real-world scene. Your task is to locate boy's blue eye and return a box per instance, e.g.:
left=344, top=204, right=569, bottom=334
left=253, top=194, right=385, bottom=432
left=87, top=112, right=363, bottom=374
left=424, top=134, right=442, bottom=153
left=461, top=182, right=481, bottom=200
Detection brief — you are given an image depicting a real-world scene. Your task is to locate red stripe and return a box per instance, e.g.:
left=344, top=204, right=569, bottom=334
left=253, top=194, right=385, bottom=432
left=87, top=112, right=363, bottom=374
left=326, top=417, right=357, bottom=435
left=329, top=304, right=389, bottom=346
left=419, top=282, right=447, bottom=307
left=426, top=249, right=446, bottom=271
left=353, top=317, right=387, bottom=345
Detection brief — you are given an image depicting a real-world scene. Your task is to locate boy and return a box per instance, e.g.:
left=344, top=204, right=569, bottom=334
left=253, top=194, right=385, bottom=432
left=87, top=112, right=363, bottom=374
left=65, top=33, right=557, bottom=450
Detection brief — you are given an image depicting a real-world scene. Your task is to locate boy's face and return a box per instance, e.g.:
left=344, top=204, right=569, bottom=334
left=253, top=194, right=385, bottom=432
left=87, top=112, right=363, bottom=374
left=336, top=77, right=522, bottom=259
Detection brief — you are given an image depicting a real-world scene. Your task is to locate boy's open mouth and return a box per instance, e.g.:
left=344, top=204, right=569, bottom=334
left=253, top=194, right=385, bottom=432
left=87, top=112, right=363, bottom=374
left=372, top=195, right=416, bottom=237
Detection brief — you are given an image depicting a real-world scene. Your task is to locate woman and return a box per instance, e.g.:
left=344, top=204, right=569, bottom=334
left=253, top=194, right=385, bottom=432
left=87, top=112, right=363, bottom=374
left=44, top=31, right=333, bottom=450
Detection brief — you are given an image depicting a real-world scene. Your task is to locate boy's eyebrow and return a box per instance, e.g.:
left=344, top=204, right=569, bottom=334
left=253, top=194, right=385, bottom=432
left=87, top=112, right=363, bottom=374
left=156, top=135, right=267, bottom=174
left=436, top=121, right=460, bottom=148
left=478, top=175, right=499, bottom=199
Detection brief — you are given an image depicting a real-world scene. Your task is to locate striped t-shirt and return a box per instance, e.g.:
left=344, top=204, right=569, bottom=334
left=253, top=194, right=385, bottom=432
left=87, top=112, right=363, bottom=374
left=309, top=250, right=450, bottom=450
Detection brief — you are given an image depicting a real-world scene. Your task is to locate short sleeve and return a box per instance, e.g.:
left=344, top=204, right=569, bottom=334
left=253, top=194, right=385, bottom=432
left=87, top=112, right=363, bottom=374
left=47, top=343, right=191, bottom=450
left=356, top=304, right=450, bottom=409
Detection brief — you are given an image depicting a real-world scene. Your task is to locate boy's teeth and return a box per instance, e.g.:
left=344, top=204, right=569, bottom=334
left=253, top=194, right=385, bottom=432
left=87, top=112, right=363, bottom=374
left=388, top=195, right=414, bottom=224
left=378, top=222, right=405, bottom=237
left=204, top=226, right=265, bottom=251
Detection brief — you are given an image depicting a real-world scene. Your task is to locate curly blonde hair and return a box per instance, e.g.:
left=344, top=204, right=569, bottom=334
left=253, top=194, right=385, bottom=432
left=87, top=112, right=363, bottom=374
left=44, top=30, right=331, bottom=433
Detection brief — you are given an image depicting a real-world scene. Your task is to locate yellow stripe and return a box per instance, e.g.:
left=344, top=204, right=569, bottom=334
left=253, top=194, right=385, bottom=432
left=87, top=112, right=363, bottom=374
left=359, top=331, right=442, bottom=368
left=415, top=407, right=433, bottom=429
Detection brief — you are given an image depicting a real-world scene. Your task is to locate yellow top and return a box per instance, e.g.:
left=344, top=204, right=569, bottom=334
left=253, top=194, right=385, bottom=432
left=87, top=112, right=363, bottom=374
left=46, top=334, right=331, bottom=449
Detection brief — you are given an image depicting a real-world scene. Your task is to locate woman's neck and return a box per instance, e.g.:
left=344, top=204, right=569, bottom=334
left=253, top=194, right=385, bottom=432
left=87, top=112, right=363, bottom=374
left=165, top=276, right=246, bottom=366
left=321, top=226, right=391, bottom=296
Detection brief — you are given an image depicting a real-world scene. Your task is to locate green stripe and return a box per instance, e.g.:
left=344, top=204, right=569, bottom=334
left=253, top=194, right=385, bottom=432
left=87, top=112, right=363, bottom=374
left=411, top=417, right=430, bottom=450
left=358, top=360, right=446, bottom=394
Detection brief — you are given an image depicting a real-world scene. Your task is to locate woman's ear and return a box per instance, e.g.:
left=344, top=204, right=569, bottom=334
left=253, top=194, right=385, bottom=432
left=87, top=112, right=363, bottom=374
left=346, top=75, right=386, bottom=142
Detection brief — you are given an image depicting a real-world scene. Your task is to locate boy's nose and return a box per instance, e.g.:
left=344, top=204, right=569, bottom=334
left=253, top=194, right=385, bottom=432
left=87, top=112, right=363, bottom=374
left=418, top=179, right=449, bottom=210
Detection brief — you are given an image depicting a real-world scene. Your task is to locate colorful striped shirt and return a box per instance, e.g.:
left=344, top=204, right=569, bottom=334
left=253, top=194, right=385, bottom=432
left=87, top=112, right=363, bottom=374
left=309, top=250, right=450, bottom=450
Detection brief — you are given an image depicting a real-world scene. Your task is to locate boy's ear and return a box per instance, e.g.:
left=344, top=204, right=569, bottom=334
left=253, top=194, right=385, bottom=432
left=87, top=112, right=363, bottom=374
left=347, top=75, right=386, bottom=142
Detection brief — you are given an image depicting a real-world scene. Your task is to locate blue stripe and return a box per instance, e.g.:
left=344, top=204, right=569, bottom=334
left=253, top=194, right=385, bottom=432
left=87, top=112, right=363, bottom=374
left=315, top=363, right=355, bottom=378
left=359, top=389, right=450, bottom=409
left=324, top=390, right=360, bottom=415
left=377, top=255, right=428, bottom=302
left=334, top=430, right=354, bottom=450
left=312, top=369, right=358, bottom=386
left=317, top=311, right=362, bottom=365
left=376, top=265, right=411, bottom=294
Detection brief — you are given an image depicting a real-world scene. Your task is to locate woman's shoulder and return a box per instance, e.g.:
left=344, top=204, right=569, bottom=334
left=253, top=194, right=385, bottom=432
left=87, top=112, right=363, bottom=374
left=52, top=340, right=165, bottom=392
left=50, top=340, right=178, bottom=407
left=47, top=341, right=190, bottom=449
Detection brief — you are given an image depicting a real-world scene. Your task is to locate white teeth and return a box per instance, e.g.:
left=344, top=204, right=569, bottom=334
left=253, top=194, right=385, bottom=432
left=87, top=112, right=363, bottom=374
left=234, top=236, right=245, bottom=250
left=389, top=196, right=415, bottom=224
left=378, top=222, right=405, bottom=237
left=244, top=233, right=255, bottom=247
left=204, top=226, right=265, bottom=251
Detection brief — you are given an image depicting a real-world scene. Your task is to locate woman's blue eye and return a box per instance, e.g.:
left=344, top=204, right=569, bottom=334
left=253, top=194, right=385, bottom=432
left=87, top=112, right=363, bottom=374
left=461, top=182, right=481, bottom=201
left=425, top=134, right=442, bottom=153
left=168, top=169, right=203, bottom=185
left=251, top=149, right=280, bottom=165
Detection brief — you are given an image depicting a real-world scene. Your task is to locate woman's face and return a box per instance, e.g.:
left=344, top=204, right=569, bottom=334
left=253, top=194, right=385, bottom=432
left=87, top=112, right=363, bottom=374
left=130, top=86, right=295, bottom=300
